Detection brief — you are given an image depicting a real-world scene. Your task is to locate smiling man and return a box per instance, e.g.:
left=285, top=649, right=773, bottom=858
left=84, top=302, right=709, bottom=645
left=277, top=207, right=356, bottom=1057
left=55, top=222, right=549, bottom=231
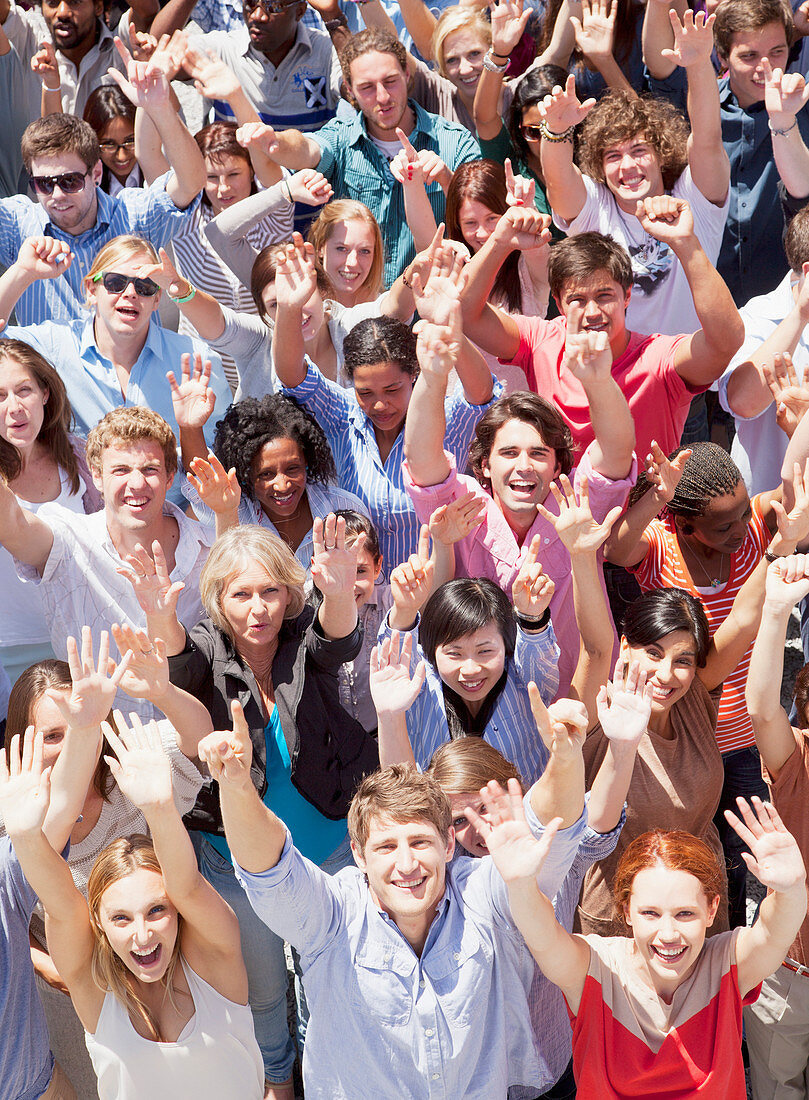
left=0, top=407, right=210, bottom=720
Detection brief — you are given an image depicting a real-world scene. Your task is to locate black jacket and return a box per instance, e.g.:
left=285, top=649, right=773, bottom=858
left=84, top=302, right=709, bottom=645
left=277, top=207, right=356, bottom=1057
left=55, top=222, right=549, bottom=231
left=168, top=607, right=379, bottom=832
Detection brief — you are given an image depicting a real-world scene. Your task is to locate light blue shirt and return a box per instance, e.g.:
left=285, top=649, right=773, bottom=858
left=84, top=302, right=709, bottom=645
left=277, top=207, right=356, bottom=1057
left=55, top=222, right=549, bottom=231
left=0, top=174, right=200, bottom=325
left=235, top=805, right=587, bottom=1100
left=2, top=316, right=231, bottom=507
left=281, top=359, right=501, bottom=579
left=379, top=612, right=560, bottom=784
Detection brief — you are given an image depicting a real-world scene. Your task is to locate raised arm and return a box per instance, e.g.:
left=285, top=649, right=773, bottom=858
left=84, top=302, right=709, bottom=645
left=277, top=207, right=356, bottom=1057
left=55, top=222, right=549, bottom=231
left=763, top=60, right=809, bottom=203
left=0, top=476, right=54, bottom=575
left=637, top=196, right=744, bottom=387
left=604, top=442, right=691, bottom=567
left=116, top=539, right=187, bottom=653
left=272, top=235, right=318, bottom=388
left=389, top=130, right=440, bottom=253
left=388, top=526, right=436, bottom=631
left=311, top=514, right=360, bottom=640
left=570, top=0, right=637, bottom=95
left=641, top=0, right=686, bottom=79
left=538, top=75, right=594, bottom=223
left=473, top=0, right=531, bottom=140
left=0, top=235, right=72, bottom=333
left=370, top=631, right=424, bottom=769
left=229, top=119, right=322, bottom=173
left=746, top=556, right=809, bottom=777
left=526, top=690, right=588, bottom=827
left=403, top=319, right=455, bottom=489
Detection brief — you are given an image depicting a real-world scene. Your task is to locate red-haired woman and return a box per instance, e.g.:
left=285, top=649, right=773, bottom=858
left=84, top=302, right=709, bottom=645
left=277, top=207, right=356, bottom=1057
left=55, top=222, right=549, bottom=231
left=478, top=784, right=807, bottom=1099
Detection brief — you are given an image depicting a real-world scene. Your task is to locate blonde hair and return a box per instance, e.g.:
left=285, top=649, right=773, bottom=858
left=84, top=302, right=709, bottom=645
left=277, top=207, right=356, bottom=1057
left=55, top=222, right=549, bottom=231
left=432, top=7, right=491, bottom=79
left=307, top=201, right=384, bottom=300
left=84, top=235, right=159, bottom=306
left=200, top=526, right=307, bottom=641
left=87, top=835, right=184, bottom=1043
left=85, top=407, right=178, bottom=481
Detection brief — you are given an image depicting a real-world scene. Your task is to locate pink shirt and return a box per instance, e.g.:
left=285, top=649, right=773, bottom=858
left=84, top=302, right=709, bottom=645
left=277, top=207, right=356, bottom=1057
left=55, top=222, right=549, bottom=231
left=504, top=316, right=698, bottom=460
left=403, top=444, right=636, bottom=698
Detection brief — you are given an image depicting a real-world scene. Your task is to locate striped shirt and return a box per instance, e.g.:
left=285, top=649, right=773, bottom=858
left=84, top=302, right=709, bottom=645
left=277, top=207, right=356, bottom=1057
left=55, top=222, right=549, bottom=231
left=631, top=495, right=770, bottom=753
left=0, top=175, right=200, bottom=326
left=281, top=359, right=501, bottom=579
left=379, top=612, right=560, bottom=782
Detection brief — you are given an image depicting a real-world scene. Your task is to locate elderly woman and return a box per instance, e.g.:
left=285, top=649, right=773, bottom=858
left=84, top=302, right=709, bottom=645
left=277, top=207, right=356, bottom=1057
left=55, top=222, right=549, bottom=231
left=134, top=518, right=378, bottom=1099
left=0, top=234, right=231, bottom=506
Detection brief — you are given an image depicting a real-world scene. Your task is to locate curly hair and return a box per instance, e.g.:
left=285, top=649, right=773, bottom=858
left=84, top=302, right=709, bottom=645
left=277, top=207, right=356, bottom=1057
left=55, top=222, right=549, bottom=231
left=577, top=92, right=690, bottom=192
left=86, top=407, right=177, bottom=481
left=212, top=394, right=335, bottom=500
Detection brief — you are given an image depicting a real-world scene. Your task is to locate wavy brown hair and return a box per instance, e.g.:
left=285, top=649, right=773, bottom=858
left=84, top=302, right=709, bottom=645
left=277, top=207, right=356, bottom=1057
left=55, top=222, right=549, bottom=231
left=577, top=91, right=690, bottom=192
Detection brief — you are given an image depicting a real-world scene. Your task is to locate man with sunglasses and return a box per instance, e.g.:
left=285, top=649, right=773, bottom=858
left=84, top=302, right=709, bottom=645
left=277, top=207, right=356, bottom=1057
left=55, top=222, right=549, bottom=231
left=0, top=53, right=205, bottom=326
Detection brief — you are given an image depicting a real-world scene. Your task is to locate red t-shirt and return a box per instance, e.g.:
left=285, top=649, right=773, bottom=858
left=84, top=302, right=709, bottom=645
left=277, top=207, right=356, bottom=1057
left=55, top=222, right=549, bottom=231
left=504, top=315, right=700, bottom=460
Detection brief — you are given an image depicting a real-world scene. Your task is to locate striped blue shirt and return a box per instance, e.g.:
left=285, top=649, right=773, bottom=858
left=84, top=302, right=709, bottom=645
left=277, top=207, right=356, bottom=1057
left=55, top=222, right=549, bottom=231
left=379, top=612, right=560, bottom=783
left=0, top=174, right=200, bottom=326
left=281, top=359, right=501, bottom=579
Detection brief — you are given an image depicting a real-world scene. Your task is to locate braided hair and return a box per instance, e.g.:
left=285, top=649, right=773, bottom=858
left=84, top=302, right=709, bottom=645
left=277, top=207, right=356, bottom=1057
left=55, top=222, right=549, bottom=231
left=628, top=442, right=742, bottom=518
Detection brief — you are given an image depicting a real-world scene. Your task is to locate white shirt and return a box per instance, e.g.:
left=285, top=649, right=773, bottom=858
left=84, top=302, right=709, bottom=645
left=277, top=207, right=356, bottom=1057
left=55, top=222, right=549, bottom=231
left=15, top=502, right=211, bottom=719
left=718, top=272, right=802, bottom=494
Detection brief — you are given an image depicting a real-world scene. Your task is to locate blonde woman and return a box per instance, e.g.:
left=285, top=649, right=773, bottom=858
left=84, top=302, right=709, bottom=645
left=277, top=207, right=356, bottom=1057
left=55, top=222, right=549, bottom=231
left=306, top=200, right=385, bottom=308
left=0, top=234, right=231, bottom=506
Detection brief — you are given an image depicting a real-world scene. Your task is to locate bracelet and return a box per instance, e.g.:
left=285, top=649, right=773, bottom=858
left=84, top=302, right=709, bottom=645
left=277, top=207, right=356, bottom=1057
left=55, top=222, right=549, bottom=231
left=769, top=118, right=798, bottom=137
left=764, top=547, right=782, bottom=563
left=324, top=12, right=348, bottom=29
left=539, top=119, right=575, bottom=144
left=491, top=51, right=510, bottom=60
left=483, top=49, right=509, bottom=73
left=514, top=607, right=551, bottom=631
left=170, top=283, right=197, bottom=304
left=282, top=177, right=294, bottom=204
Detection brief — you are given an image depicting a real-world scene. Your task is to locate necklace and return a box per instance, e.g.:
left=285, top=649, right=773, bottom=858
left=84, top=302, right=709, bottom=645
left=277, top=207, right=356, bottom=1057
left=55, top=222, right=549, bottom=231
left=684, top=541, right=728, bottom=588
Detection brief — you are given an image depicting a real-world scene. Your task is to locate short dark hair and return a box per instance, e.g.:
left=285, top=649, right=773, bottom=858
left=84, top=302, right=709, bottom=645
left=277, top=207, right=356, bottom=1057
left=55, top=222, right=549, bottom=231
left=622, top=587, right=711, bottom=667
left=335, top=509, right=381, bottom=563
left=507, top=64, right=571, bottom=167
left=343, top=316, right=419, bottom=379
left=713, top=0, right=793, bottom=61
left=212, top=394, right=335, bottom=499
left=786, top=203, right=809, bottom=272
left=548, top=232, right=634, bottom=301
left=469, top=392, right=575, bottom=486
left=419, top=579, right=517, bottom=666
left=22, top=113, right=100, bottom=173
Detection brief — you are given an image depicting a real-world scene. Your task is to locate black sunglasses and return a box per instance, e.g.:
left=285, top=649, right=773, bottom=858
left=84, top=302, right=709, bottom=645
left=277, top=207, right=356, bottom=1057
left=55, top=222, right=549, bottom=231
left=30, top=170, right=91, bottom=195
left=520, top=125, right=543, bottom=142
left=244, top=0, right=300, bottom=14
left=92, top=271, right=161, bottom=297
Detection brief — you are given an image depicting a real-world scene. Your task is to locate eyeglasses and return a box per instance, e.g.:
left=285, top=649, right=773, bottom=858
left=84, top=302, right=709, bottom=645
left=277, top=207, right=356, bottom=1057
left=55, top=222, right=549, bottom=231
left=29, top=170, right=91, bottom=195
left=91, top=271, right=161, bottom=297
left=244, top=0, right=300, bottom=15
left=99, top=138, right=136, bottom=154
left=520, top=125, right=543, bottom=142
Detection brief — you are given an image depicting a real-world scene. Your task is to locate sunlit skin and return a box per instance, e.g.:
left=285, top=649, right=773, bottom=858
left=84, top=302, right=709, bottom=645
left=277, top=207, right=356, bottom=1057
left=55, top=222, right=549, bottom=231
left=624, top=864, right=720, bottom=1003
left=203, top=153, right=253, bottom=216
left=619, top=630, right=698, bottom=730
left=447, top=791, right=491, bottom=856
left=249, top=436, right=309, bottom=523
left=458, top=197, right=502, bottom=254
left=482, top=419, right=561, bottom=538
left=91, top=440, right=171, bottom=533
left=351, top=814, right=455, bottom=950
left=555, top=270, right=632, bottom=361
left=0, top=360, right=48, bottom=454
left=347, top=51, right=414, bottom=142
left=351, top=360, right=415, bottom=460
left=676, top=481, right=753, bottom=558
left=98, top=868, right=180, bottom=984
left=434, top=622, right=507, bottom=716
left=319, top=219, right=376, bottom=303
left=220, top=562, right=291, bottom=660
left=41, top=0, right=101, bottom=58
left=243, top=0, right=304, bottom=61
left=441, top=28, right=487, bottom=104
left=724, top=23, right=789, bottom=108
left=29, top=150, right=101, bottom=236
left=353, top=544, right=383, bottom=607
left=601, top=133, right=664, bottom=214
left=97, top=116, right=137, bottom=186
left=261, top=281, right=326, bottom=342
left=88, top=253, right=161, bottom=343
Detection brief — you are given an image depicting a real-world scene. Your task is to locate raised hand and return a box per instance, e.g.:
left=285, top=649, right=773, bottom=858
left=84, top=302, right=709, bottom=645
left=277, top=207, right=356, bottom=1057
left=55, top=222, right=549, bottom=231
left=596, top=658, right=653, bottom=744
left=108, top=39, right=171, bottom=112
left=198, top=700, right=253, bottom=787
left=116, top=540, right=185, bottom=619
left=505, top=158, right=536, bottom=208
left=512, top=535, right=555, bottom=618
left=771, top=461, right=809, bottom=546
left=235, top=121, right=279, bottom=159
left=763, top=553, right=809, bottom=611
left=103, top=711, right=173, bottom=812
left=643, top=441, right=691, bottom=503
left=763, top=352, right=809, bottom=438
left=48, top=627, right=132, bottom=733
left=187, top=454, right=241, bottom=515
left=311, top=513, right=363, bottom=597
left=390, top=525, right=435, bottom=618
left=492, top=206, right=553, bottom=253
left=182, top=44, right=241, bottom=101
left=660, top=7, right=716, bottom=69
left=31, top=40, right=60, bottom=89
left=636, top=195, right=695, bottom=247
left=540, top=74, right=597, bottom=133
left=409, top=226, right=468, bottom=326
left=490, top=0, right=531, bottom=59
left=466, top=778, right=562, bottom=883
left=725, top=796, right=806, bottom=894
left=0, top=730, right=50, bottom=840
left=537, top=474, right=622, bottom=556
left=571, top=0, right=618, bottom=63
left=414, top=317, right=461, bottom=381
left=111, top=624, right=170, bottom=700
left=274, top=234, right=319, bottom=311
left=127, top=21, right=159, bottom=64
left=285, top=168, right=334, bottom=207
left=15, top=236, right=72, bottom=282
left=167, top=352, right=217, bottom=431
left=370, top=632, right=427, bottom=716
left=135, top=246, right=185, bottom=298
left=529, top=682, right=588, bottom=759
left=562, top=313, right=612, bottom=385
left=390, top=128, right=425, bottom=188
left=145, top=29, right=189, bottom=79
left=762, top=58, right=809, bottom=129
left=429, top=491, right=486, bottom=546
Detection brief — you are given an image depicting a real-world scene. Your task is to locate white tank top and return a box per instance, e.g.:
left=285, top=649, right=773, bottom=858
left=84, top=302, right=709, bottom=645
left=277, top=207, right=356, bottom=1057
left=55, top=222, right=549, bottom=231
left=84, top=957, right=264, bottom=1099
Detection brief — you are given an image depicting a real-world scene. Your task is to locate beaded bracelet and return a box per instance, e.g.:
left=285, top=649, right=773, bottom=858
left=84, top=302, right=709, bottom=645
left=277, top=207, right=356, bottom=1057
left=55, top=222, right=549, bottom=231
left=539, top=119, right=575, bottom=143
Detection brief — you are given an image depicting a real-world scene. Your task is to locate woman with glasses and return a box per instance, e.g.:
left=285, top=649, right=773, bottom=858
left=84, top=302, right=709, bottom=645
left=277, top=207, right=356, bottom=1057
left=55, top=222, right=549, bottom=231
left=83, top=87, right=141, bottom=196
left=0, top=234, right=232, bottom=507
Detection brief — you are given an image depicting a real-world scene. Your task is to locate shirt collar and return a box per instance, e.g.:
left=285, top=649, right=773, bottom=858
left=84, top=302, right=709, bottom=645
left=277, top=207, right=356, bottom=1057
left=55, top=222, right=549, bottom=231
left=244, top=19, right=312, bottom=62
left=348, top=99, right=430, bottom=148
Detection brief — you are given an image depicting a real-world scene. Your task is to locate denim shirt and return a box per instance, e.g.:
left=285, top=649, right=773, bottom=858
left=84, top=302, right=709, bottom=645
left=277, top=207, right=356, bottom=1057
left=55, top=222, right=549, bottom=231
left=235, top=803, right=587, bottom=1100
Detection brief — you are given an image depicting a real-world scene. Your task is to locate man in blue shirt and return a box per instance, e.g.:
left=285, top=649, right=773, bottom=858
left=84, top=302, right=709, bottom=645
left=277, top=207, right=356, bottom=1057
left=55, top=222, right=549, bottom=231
left=0, top=56, right=205, bottom=325
left=245, top=27, right=481, bottom=283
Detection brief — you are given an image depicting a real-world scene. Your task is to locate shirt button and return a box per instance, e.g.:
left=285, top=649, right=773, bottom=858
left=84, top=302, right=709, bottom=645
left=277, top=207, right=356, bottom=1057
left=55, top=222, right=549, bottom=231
left=432, top=1073, right=440, bottom=1080
left=425, top=1027, right=434, bottom=1036
left=419, top=978, right=426, bottom=987
left=453, top=952, right=461, bottom=960
left=543, top=537, right=550, bottom=544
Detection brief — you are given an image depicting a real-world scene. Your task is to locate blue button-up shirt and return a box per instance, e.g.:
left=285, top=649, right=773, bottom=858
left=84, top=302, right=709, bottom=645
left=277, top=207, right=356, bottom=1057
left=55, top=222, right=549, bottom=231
left=281, top=359, right=501, bottom=578
left=236, top=805, right=587, bottom=1100
left=0, top=174, right=200, bottom=325
left=1, top=316, right=231, bottom=507
left=313, top=100, right=481, bottom=284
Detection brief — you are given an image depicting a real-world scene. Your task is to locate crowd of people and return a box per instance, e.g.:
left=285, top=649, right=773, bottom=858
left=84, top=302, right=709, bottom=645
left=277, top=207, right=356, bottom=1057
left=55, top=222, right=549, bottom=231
left=4, top=0, right=809, bottom=1095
